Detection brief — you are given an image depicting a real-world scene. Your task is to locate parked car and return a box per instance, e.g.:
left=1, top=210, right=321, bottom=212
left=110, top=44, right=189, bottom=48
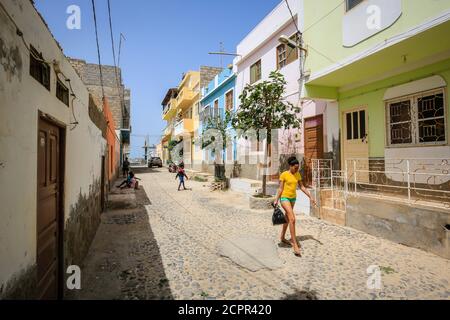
left=148, top=157, right=163, bottom=168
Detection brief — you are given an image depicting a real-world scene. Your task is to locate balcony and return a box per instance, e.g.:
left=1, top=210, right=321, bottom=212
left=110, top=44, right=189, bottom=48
left=162, top=98, right=178, bottom=121
left=122, top=117, right=130, bottom=130
left=200, top=107, right=223, bottom=123
left=162, top=124, right=173, bottom=140
left=176, top=88, right=196, bottom=110
left=121, top=130, right=130, bottom=144
left=174, top=118, right=194, bottom=137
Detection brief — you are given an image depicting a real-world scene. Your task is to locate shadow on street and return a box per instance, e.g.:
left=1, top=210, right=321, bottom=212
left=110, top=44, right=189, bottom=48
left=68, top=183, right=173, bottom=300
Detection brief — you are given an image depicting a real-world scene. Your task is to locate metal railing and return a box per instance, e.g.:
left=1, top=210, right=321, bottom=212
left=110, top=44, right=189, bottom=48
left=200, top=107, right=224, bottom=123
left=312, top=158, right=450, bottom=210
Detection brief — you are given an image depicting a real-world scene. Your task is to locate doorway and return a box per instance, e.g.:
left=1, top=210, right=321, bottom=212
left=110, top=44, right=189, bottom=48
left=304, top=115, right=324, bottom=186
left=342, top=107, right=369, bottom=183
left=37, top=116, right=65, bottom=300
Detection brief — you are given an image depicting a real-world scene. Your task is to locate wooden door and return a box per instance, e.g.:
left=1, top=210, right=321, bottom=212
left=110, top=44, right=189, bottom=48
left=304, top=115, right=324, bottom=186
left=37, top=118, right=62, bottom=300
left=342, top=108, right=369, bottom=184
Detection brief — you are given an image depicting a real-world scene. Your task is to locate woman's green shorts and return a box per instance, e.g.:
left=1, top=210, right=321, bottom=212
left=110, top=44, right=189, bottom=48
left=280, top=197, right=296, bottom=203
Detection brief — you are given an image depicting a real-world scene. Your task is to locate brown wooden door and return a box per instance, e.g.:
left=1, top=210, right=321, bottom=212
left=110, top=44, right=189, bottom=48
left=37, top=118, right=62, bottom=300
left=304, top=115, right=324, bottom=186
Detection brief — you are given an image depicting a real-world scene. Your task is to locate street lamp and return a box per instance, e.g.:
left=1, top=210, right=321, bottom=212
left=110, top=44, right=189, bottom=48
left=278, top=35, right=308, bottom=53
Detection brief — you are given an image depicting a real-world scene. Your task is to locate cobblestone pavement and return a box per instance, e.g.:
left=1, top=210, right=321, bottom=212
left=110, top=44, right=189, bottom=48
left=141, top=169, right=449, bottom=300
left=74, top=168, right=450, bottom=300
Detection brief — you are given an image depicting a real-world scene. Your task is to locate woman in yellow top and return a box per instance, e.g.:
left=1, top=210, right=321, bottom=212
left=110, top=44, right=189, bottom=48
left=274, top=156, right=316, bottom=257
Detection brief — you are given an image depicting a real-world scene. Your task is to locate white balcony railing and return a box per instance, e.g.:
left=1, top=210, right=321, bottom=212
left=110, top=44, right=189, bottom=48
left=312, top=158, right=450, bottom=210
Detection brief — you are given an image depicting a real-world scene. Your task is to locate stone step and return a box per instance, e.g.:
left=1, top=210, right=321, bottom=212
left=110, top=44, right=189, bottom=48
left=107, top=193, right=137, bottom=210
left=320, top=206, right=346, bottom=226
left=322, top=198, right=346, bottom=211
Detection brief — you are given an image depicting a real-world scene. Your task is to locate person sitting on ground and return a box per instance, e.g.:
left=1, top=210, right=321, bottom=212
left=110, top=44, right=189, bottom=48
left=117, top=172, right=132, bottom=189
left=117, top=171, right=141, bottom=190
left=175, top=164, right=189, bottom=191
left=129, top=172, right=141, bottom=190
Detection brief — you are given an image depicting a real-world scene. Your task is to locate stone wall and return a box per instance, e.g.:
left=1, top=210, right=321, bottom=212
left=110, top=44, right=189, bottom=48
left=0, top=266, right=37, bottom=299
left=88, top=94, right=107, bottom=138
left=69, top=58, right=130, bottom=131
left=64, top=179, right=103, bottom=278
left=346, top=195, right=450, bottom=259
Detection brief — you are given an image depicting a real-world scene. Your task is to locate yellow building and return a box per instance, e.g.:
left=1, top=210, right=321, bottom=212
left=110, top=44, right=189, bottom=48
left=161, top=67, right=222, bottom=168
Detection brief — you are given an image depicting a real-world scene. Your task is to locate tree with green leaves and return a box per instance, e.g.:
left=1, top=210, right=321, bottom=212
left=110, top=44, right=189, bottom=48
left=201, top=109, right=234, bottom=179
left=232, top=71, right=301, bottom=196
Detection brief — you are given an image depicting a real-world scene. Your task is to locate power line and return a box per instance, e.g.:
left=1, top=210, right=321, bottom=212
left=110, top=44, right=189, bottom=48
left=308, top=45, right=344, bottom=67
left=284, top=0, right=301, bottom=36
left=107, top=0, right=128, bottom=121
left=91, top=0, right=105, bottom=100
left=303, top=1, right=345, bottom=34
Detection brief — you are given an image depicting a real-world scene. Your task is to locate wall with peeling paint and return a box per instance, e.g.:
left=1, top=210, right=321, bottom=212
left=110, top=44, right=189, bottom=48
left=0, top=0, right=108, bottom=298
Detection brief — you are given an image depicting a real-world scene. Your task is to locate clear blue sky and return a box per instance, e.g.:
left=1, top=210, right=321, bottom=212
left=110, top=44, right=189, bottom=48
left=35, top=0, right=280, bottom=158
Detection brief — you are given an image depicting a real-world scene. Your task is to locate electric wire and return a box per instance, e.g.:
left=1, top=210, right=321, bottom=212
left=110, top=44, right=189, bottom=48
left=284, top=0, right=301, bottom=36
left=91, top=0, right=105, bottom=100
left=303, top=1, right=346, bottom=34
left=107, top=0, right=128, bottom=122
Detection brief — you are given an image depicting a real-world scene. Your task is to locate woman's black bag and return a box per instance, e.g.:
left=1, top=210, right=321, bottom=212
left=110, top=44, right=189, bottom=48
left=272, top=204, right=287, bottom=225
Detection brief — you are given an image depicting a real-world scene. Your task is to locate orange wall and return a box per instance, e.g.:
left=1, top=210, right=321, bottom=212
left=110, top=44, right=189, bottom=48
left=103, top=98, right=119, bottom=181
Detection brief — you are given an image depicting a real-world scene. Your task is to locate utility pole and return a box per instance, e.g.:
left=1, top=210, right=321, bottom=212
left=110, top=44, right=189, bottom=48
left=142, top=139, right=149, bottom=163
left=219, top=42, right=224, bottom=68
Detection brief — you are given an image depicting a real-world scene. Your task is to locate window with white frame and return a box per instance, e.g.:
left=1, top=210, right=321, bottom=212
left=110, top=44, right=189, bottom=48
left=386, top=88, right=446, bottom=146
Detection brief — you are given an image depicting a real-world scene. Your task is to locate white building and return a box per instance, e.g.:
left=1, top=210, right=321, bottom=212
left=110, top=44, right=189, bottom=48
left=233, top=0, right=340, bottom=184
left=0, top=0, right=107, bottom=299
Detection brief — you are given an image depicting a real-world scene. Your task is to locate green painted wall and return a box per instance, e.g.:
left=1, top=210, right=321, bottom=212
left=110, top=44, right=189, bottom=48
left=303, top=0, right=450, bottom=73
left=338, top=58, right=450, bottom=157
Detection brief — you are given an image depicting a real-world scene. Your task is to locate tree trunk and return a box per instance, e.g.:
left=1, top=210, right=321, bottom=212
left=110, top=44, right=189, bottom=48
left=262, top=130, right=272, bottom=197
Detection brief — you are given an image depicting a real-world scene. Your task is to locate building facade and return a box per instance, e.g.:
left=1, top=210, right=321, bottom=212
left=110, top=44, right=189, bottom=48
left=0, top=0, right=109, bottom=298
left=199, top=66, right=237, bottom=174
left=302, top=0, right=450, bottom=258
left=303, top=0, right=450, bottom=171
left=233, top=0, right=339, bottom=183
left=160, top=67, right=222, bottom=168
left=69, top=59, right=131, bottom=166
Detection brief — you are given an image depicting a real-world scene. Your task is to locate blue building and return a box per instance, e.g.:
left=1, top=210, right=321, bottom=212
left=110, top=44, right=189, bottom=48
left=199, top=66, right=237, bottom=163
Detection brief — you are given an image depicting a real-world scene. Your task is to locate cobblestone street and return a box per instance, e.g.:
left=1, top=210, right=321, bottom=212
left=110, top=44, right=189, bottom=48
left=74, top=168, right=450, bottom=300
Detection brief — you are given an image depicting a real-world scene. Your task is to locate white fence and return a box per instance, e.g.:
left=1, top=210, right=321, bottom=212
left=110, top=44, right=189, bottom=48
left=312, top=158, right=450, bottom=210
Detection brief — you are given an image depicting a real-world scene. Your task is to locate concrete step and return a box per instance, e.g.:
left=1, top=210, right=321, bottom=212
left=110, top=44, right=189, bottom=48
left=107, top=192, right=137, bottom=210
left=230, top=178, right=278, bottom=195
left=322, top=198, right=346, bottom=211
left=230, top=178, right=262, bottom=195
left=320, top=206, right=346, bottom=226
